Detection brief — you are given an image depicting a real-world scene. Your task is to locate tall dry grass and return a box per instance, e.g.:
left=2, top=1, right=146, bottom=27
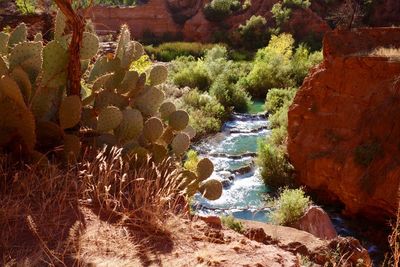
left=1, top=147, right=187, bottom=265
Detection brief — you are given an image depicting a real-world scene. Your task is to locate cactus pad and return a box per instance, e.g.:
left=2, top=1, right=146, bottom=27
left=143, top=117, right=164, bottom=142
left=88, top=56, right=121, bottom=82
left=92, top=73, right=113, bottom=92
left=33, top=33, right=43, bottom=42
left=64, top=134, right=81, bottom=162
left=35, top=121, right=64, bottom=151
left=0, top=32, right=9, bottom=55
left=114, top=108, right=143, bottom=141
left=81, top=107, right=98, bottom=129
left=196, top=158, right=214, bottom=181
left=118, top=70, right=139, bottom=94
left=97, top=106, right=123, bottom=132
left=8, top=23, right=27, bottom=48
left=178, top=170, right=197, bottom=190
left=81, top=32, right=99, bottom=60
left=159, top=101, right=176, bottom=121
left=183, top=125, right=196, bottom=140
left=54, top=10, right=66, bottom=40
left=0, top=56, right=8, bottom=76
left=121, top=41, right=144, bottom=68
left=0, top=75, right=26, bottom=108
left=161, top=127, right=174, bottom=145
left=59, top=95, right=82, bottom=130
left=134, top=86, right=165, bottom=116
left=150, top=143, right=167, bottom=163
left=149, top=65, right=168, bottom=86
left=94, top=90, right=129, bottom=110
left=172, top=132, right=190, bottom=155
left=168, top=110, right=189, bottom=131
left=42, top=41, right=68, bottom=88
left=199, top=179, right=223, bottom=200
left=115, top=24, right=131, bottom=61
left=11, top=66, right=32, bottom=102
left=9, top=42, right=42, bottom=73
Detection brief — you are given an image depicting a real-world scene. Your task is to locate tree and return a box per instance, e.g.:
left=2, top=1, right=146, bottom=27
left=328, top=0, right=365, bottom=30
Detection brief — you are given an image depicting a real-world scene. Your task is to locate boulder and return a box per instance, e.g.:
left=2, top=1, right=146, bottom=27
left=290, top=206, right=337, bottom=240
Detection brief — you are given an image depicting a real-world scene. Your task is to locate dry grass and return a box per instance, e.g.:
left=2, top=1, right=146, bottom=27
left=0, top=147, right=187, bottom=266
left=370, top=47, right=400, bottom=60
left=383, top=202, right=400, bottom=267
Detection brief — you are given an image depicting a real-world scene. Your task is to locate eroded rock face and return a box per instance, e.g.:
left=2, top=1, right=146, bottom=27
left=287, top=28, right=400, bottom=222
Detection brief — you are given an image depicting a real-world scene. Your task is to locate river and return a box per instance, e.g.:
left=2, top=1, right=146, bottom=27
left=192, top=101, right=387, bottom=266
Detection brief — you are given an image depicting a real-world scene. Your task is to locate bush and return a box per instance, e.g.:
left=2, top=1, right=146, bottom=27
left=203, top=0, right=240, bottom=22
left=283, top=0, right=311, bottom=9
left=258, top=142, right=294, bottom=189
left=182, top=90, right=227, bottom=136
left=184, top=150, right=200, bottom=172
left=271, top=3, right=292, bottom=26
left=16, top=0, right=36, bottom=14
left=271, top=188, right=311, bottom=225
left=221, top=215, right=244, bottom=233
left=265, top=88, right=297, bottom=115
left=238, top=15, right=269, bottom=50
left=172, top=61, right=211, bottom=91
left=145, top=42, right=216, bottom=61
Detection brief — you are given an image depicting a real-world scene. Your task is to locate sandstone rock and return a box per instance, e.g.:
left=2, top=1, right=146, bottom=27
left=198, top=215, right=222, bottom=228
left=290, top=205, right=337, bottom=240
left=287, top=28, right=400, bottom=222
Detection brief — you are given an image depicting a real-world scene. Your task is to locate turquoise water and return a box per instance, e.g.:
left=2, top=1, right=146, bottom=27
left=248, top=100, right=265, bottom=114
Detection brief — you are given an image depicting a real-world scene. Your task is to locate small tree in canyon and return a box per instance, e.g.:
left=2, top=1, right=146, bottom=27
left=328, top=0, right=366, bottom=30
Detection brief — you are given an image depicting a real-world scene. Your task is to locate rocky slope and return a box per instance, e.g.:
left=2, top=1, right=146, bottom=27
left=287, top=27, right=400, bottom=222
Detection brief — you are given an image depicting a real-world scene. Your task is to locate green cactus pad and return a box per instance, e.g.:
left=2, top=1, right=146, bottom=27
left=97, top=106, right=123, bottom=132
left=159, top=101, right=176, bottom=121
left=0, top=97, right=36, bottom=151
left=59, top=95, right=82, bottom=130
left=64, top=134, right=81, bottom=162
left=8, top=23, right=27, bottom=48
left=183, top=125, right=196, bottom=140
left=42, top=41, right=68, bottom=88
left=9, top=42, right=42, bottom=74
left=11, top=66, right=32, bottom=103
left=143, top=117, right=164, bottom=142
left=121, top=41, right=144, bottom=68
left=54, top=10, right=66, bottom=40
left=168, top=110, right=189, bottom=131
left=134, top=86, right=165, bottom=116
left=172, top=132, right=190, bottom=155
left=105, top=69, right=126, bottom=90
left=127, top=72, right=146, bottom=98
left=0, top=56, right=8, bottom=76
left=161, top=127, right=174, bottom=145
left=88, top=56, right=121, bottom=83
left=150, top=143, right=167, bottom=164
left=92, top=73, right=113, bottom=92
left=20, top=57, right=42, bottom=84
left=33, top=33, right=43, bottom=42
left=0, top=75, right=26, bottom=108
left=115, top=24, right=131, bottom=61
left=118, top=70, right=139, bottom=94
left=196, top=158, right=214, bottom=181
left=30, top=85, right=63, bottom=121
left=114, top=108, right=143, bottom=142
left=81, top=32, right=99, bottom=60
left=149, top=65, right=168, bottom=86
left=0, top=32, right=9, bottom=55
left=94, top=90, right=129, bottom=110
left=199, top=179, right=223, bottom=200
left=185, top=179, right=200, bottom=197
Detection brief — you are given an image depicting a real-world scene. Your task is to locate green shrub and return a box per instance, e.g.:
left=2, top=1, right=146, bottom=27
left=182, top=90, right=226, bottom=136
left=221, top=215, right=244, bottom=233
left=265, top=88, right=297, bottom=115
left=210, top=74, right=251, bottom=112
left=145, top=42, right=216, bottom=61
left=258, top=142, right=294, bottom=189
left=271, top=188, right=311, bottom=225
left=184, top=150, right=200, bottom=172
left=238, top=15, right=269, bottom=50
left=283, top=0, right=311, bottom=9
left=271, top=3, right=292, bottom=26
left=16, top=0, right=36, bottom=14
left=290, top=45, right=322, bottom=84
left=173, top=62, right=211, bottom=91
left=203, top=0, right=240, bottom=21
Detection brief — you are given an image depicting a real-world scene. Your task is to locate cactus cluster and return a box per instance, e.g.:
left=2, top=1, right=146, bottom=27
left=0, top=15, right=222, bottom=201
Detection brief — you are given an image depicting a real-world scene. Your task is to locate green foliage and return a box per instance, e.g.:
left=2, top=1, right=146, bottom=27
left=238, top=15, right=269, bottom=50
left=282, top=0, right=311, bottom=9
left=265, top=87, right=296, bottom=115
left=203, top=0, right=241, bottom=21
left=172, top=60, right=211, bottom=91
left=182, top=89, right=227, bottom=136
left=354, top=141, right=383, bottom=167
left=184, top=150, right=200, bottom=172
left=271, top=188, right=311, bottom=225
left=271, top=3, right=292, bottom=26
left=145, top=42, right=216, bottom=61
left=241, top=34, right=322, bottom=98
left=221, top=215, right=245, bottom=233
left=16, top=0, right=36, bottom=14
left=130, top=54, right=151, bottom=74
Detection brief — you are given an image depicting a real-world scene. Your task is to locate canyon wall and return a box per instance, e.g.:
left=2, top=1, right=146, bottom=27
left=287, top=28, right=400, bottom=221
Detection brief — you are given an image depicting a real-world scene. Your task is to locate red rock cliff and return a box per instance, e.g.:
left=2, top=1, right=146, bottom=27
left=287, top=28, right=400, bottom=221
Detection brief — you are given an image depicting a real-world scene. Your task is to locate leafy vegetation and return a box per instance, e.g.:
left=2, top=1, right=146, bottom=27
left=237, top=15, right=269, bottom=50
left=16, top=0, right=36, bottom=14
left=271, top=188, right=311, bottom=225
left=145, top=42, right=217, bottom=61
left=221, top=215, right=245, bottom=233
left=203, top=0, right=241, bottom=21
